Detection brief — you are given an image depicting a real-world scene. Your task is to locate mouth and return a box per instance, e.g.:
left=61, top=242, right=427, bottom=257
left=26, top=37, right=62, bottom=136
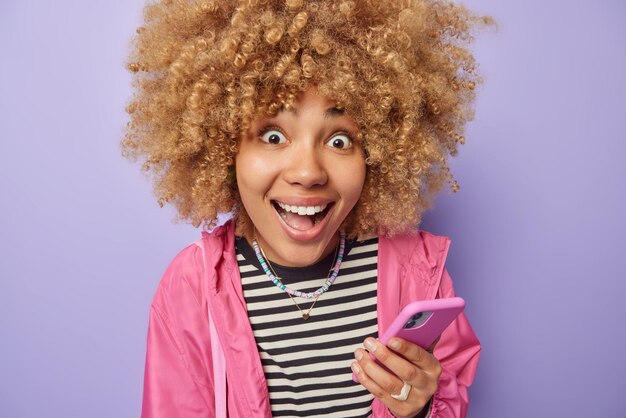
left=271, top=200, right=334, bottom=231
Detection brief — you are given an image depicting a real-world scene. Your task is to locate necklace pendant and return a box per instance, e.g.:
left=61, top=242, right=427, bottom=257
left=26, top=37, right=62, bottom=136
left=302, top=313, right=310, bottom=320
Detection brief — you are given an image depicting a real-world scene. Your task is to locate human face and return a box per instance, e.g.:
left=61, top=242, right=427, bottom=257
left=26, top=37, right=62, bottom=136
left=235, top=87, right=366, bottom=267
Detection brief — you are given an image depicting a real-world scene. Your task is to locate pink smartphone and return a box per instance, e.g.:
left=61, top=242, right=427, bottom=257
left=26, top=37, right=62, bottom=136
left=379, top=297, right=465, bottom=348
left=352, top=297, right=465, bottom=382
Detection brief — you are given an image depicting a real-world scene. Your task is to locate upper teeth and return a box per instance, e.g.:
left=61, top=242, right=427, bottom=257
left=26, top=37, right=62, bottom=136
left=277, top=202, right=328, bottom=215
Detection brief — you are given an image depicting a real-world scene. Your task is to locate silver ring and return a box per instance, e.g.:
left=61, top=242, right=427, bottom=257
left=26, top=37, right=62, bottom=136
left=390, top=381, right=411, bottom=401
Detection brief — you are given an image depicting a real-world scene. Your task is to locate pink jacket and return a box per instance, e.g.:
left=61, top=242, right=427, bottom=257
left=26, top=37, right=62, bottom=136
left=142, top=221, right=481, bottom=417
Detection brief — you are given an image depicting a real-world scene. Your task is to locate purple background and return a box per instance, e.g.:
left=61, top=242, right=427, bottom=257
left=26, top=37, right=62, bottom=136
left=1, top=0, right=625, bottom=417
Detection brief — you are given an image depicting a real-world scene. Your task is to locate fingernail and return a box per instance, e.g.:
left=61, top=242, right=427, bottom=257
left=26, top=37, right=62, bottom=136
left=388, top=339, right=400, bottom=350
left=351, top=362, right=361, bottom=374
left=355, top=349, right=363, bottom=360
left=364, top=338, right=377, bottom=352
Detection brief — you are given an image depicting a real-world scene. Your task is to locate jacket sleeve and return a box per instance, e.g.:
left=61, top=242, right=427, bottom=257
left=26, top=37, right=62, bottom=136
left=141, top=246, right=215, bottom=418
left=429, top=268, right=481, bottom=418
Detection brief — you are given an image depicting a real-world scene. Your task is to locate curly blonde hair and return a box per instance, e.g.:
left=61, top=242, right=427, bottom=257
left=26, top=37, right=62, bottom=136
left=121, top=0, right=493, bottom=238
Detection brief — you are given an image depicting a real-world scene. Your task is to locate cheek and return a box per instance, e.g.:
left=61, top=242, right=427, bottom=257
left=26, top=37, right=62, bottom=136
left=341, top=158, right=367, bottom=206
left=235, top=152, right=274, bottom=199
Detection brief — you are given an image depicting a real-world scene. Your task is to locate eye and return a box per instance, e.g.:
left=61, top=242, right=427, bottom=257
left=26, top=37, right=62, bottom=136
left=326, top=133, right=353, bottom=149
left=259, top=128, right=287, bottom=145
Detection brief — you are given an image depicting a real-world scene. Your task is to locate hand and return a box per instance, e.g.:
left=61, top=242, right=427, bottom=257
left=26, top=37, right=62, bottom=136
left=351, top=336, right=442, bottom=418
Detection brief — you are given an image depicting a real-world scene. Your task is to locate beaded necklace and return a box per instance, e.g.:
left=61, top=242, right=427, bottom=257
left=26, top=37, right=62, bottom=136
left=251, top=231, right=346, bottom=300
left=257, top=243, right=338, bottom=320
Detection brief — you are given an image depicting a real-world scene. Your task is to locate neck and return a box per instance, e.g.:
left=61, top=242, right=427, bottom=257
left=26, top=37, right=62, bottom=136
left=248, top=231, right=341, bottom=267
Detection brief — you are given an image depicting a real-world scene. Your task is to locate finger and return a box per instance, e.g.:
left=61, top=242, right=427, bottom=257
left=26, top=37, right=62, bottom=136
left=387, top=337, right=442, bottom=379
left=362, top=338, right=430, bottom=388
left=352, top=351, right=430, bottom=418
left=351, top=353, right=396, bottom=399
left=354, top=348, right=408, bottom=397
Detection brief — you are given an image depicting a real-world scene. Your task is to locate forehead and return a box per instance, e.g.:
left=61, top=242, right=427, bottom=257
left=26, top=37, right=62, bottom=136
left=280, top=88, right=340, bottom=113
left=252, top=87, right=352, bottom=124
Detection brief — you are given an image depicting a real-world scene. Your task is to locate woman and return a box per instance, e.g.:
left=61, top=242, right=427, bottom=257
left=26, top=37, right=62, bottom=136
left=122, top=1, right=492, bottom=416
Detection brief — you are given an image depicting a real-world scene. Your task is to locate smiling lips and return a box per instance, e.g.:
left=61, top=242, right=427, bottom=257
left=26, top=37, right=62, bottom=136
left=273, top=200, right=333, bottom=231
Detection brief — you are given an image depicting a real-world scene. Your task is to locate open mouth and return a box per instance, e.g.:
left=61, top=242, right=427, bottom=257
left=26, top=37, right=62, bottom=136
left=272, top=200, right=334, bottom=231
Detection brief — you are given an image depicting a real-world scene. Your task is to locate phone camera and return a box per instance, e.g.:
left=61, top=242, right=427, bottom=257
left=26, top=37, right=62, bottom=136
left=403, top=311, right=432, bottom=329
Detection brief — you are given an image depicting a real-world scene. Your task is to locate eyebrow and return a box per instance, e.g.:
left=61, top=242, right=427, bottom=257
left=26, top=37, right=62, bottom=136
left=324, top=107, right=345, bottom=118
left=282, top=105, right=345, bottom=118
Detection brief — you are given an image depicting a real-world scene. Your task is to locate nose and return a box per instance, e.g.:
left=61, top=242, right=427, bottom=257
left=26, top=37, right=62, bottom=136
left=282, top=145, right=328, bottom=188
